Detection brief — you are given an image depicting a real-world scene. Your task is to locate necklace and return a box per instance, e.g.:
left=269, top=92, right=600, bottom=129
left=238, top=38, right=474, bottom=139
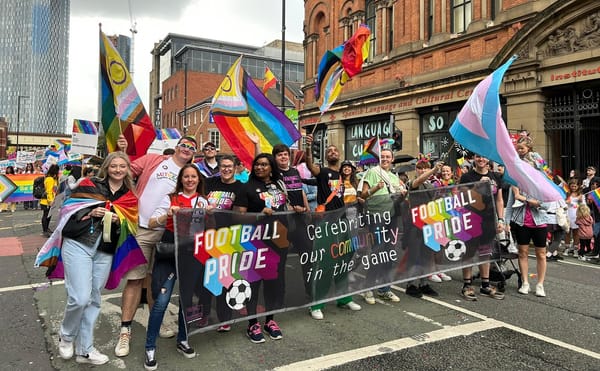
left=109, top=182, right=122, bottom=193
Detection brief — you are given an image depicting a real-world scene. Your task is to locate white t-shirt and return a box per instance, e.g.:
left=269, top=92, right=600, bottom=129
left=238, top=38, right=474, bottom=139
left=138, top=157, right=181, bottom=228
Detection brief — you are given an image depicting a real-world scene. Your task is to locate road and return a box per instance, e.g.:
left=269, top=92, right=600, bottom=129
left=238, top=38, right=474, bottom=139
left=1, top=208, right=599, bottom=370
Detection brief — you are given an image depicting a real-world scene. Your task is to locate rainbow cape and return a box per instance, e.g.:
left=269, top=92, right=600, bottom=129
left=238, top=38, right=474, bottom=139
left=211, top=56, right=301, bottom=168
left=34, top=180, right=146, bottom=289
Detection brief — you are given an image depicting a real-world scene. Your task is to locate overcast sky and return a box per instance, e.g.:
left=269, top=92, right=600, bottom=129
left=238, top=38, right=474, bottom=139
left=67, top=0, right=304, bottom=129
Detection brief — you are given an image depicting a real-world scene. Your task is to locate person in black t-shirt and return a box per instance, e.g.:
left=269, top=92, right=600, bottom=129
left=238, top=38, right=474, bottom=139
left=234, top=153, right=290, bottom=344
left=303, top=134, right=362, bottom=320
left=459, top=154, right=507, bottom=301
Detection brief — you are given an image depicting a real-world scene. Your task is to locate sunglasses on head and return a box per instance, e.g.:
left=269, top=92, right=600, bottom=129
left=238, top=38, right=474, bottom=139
left=178, top=143, right=197, bottom=152
left=203, top=146, right=216, bottom=151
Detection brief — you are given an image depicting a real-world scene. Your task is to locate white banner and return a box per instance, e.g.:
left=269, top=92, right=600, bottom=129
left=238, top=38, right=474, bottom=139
left=71, top=132, right=98, bottom=156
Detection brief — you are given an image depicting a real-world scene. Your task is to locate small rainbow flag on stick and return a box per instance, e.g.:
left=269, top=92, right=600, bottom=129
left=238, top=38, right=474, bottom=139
left=589, top=188, right=600, bottom=211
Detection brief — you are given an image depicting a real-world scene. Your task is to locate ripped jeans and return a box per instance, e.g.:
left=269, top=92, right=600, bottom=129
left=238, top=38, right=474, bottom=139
left=144, top=259, right=187, bottom=350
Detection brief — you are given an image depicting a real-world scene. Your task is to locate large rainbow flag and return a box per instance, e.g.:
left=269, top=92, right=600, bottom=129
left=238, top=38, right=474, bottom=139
left=100, top=29, right=155, bottom=160
left=211, top=56, right=301, bottom=168
left=449, top=56, right=563, bottom=202
left=34, top=180, right=146, bottom=289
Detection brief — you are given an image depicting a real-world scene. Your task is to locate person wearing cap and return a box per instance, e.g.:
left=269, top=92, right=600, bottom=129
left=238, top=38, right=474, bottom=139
left=360, top=148, right=407, bottom=304
left=582, top=166, right=597, bottom=189
left=115, top=134, right=197, bottom=357
left=197, top=141, right=220, bottom=178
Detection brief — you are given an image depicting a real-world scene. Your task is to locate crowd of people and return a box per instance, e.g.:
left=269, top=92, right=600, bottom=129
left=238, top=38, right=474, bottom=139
left=13, top=131, right=598, bottom=368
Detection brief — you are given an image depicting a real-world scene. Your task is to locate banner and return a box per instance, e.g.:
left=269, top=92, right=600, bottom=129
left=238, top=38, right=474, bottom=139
left=0, top=174, right=37, bottom=202
left=173, top=181, right=497, bottom=335
left=71, top=119, right=99, bottom=156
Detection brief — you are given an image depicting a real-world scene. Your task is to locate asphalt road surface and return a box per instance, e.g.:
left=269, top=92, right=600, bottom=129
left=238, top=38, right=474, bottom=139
left=1, top=208, right=599, bottom=370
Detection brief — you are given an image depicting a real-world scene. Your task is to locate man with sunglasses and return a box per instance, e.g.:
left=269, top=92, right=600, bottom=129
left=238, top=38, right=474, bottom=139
left=115, top=135, right=197, bottom=358
left=196, top=141, right=220, bottom=178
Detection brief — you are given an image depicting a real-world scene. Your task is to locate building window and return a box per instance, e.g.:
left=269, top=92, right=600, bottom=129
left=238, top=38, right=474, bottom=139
left=208, top=129, right=220, bottom=150
left=428, top=0, right=434, bottom=40
left=490, top=0, right=502, bottom=19
left=365, top=0, right=376, bottom=60
left=451, top=0, right=472, bottom=34
left=387, top=6, right=394, bottom=51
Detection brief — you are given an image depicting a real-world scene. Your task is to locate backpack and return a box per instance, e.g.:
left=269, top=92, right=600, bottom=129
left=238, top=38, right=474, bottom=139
left=33, top=176, right=47, bottom=199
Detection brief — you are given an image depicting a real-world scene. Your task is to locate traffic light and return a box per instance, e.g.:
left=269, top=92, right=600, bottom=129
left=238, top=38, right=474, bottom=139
left=392, top=130, right=402, bottom=151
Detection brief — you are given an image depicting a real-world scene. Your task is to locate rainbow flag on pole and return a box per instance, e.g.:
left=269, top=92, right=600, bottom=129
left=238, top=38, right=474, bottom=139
left=100, top=28, right=155, bottom=160
left=211, top=56, right=301, bottom=168
left=589, top=188, right=600, bottom=211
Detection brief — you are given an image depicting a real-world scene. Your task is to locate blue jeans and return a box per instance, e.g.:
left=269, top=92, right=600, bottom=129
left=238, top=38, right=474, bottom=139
left=60, top=237, right=111, bottom=355
left=145, top=261, right=187, bottom=350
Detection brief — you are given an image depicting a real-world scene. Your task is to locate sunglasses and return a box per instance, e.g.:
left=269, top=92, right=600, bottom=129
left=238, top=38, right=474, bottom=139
left=178, top=143, right=197, bottom=152
left=203, top=146, right=216, bottom=151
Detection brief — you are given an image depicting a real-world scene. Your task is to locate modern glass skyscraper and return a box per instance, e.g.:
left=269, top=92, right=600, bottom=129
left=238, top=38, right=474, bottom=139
left=0, top=0, right=69, bottom=136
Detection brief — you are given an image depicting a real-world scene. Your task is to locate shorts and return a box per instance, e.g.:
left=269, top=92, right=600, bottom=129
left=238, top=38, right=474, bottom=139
left=123, top=227, right=164, bottom=280
left=511, top=223, right=547, bottom=248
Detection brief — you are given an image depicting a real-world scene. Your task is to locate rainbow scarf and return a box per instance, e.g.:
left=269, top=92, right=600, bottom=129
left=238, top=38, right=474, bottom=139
left=34, top=180, right=145, bottom=289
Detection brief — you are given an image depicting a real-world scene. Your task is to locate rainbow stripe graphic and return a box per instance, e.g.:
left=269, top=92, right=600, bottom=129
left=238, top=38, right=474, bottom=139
left=155, top=128, right=182, bottom=140
left=72, top=119, right=99, bottom=135
left=590, top=188, right=600, bottom=211
left=194, top=221, right=289, bottom=296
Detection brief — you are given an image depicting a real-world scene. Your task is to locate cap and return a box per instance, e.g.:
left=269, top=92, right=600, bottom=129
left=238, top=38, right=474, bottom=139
left=203, top=141, right=216, bottom=149
left=340, top=160, right=356, bottom=170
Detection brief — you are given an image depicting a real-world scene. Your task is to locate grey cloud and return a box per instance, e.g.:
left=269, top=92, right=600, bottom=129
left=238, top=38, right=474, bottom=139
left=71, top=0, right=192, bottom=20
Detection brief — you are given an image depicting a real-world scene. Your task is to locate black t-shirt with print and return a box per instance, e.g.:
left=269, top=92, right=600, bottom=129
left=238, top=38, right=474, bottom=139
left=278, top=167, right=304, bottom=207
left=236, top=177, right=287, bottom=213
left=204, top=177, right=242, bottom=210
left=316, top=167, right=344, bottom=211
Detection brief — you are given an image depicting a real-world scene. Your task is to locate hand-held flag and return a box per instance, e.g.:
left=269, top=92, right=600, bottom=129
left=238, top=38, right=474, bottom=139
left=449, top=55, right=563, bottom=202
left=100, top=28, right=155, bottom=160
left=211, top=56, right=301, bottom=168
left=263, top=66, right=277, bottom=94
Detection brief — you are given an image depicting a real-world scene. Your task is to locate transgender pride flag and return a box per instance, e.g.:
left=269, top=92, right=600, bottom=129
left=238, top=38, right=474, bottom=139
left=450, top=55, right=563, bottom=202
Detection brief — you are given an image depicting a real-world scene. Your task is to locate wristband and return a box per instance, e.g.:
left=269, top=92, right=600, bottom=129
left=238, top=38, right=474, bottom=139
left=156, top=215, right=165, bottom=226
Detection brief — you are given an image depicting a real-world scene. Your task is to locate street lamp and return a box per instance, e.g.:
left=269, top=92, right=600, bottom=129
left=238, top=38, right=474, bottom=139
left=175, top=59, right=188, bottom=135
left=16, top=95, right=29, bottom=151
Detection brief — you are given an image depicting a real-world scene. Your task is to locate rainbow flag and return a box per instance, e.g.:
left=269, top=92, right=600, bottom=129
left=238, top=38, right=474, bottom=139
left=314, top=44, right=344, bottom=100
left=1, top=174, right=36, bottom=202
left=341, top=24, right=371, bottom=78
left=72, top=119, right=99, bottom=135
left=34, top=180, right=146, bottom=289
left=263, top=66, right=277, bottom=94
left=211, top=56, right=302, bottom=168
left=590, top=188, right=600, bottom=211
left=100, top=29, right=155, bottom=160
left=449, top=55, right=563, bottom=202
left=359, top=136, right=381, bottom=166
left=155, top=128, right=181, bottom=140
left=319, top=63, right=349, bottom=114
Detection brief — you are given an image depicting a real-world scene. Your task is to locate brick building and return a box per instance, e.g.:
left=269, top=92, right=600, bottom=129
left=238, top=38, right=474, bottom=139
left=300, top=0, right=600, bottom=175
left=150, top=34, right=304, bottom=154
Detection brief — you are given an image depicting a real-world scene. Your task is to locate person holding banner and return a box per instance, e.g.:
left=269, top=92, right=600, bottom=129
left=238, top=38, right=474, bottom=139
left=304, top=134, right=362, bottom=320
left=234, top=153, right=290, bottom=343
left=143, top=164, right=209, bottom=370
left=57, top=152, right=134, bottom=365
left=459, top=154, right=506, bottom=300
left=360, top=149, right=406, bottom=304
left=0, top=166, right=17, bottom=212
left=115, top=135, right=197, bottom=357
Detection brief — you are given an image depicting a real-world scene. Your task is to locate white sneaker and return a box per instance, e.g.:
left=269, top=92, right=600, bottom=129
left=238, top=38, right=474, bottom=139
left=518, top=282, right=530, bottom=295
left=114, top=326, right=131, bottom=357
left=58, top=337, right=73, bottom=360
left=76, top=348, right=109, bottom=365
left=438, top=273, right=452, bottom=281
left=341, top=301, right=362, bottom=311
left=377, top=290, right=400, bottom=302
left=310, top=309, right=323, bottom=320
left=535, top=283, right=546, bottom=297
left=159, top=323, right=175, bottom=338
left=363, top=290, right=376, bottom=305
left=428, top=274, right=442, bottom=283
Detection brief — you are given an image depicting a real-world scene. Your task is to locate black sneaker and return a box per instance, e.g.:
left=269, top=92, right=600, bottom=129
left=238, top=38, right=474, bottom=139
left=144, top=348, right=157, bottom=371
left=405, top=285, right=423, bottom=298
left=419, top=284, right=439, bottom=297
left=246, top=323, right=265, bottom=344
left=263, top=320, right=283, bottom=340
left=176, top=341, right=196, bottom=359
